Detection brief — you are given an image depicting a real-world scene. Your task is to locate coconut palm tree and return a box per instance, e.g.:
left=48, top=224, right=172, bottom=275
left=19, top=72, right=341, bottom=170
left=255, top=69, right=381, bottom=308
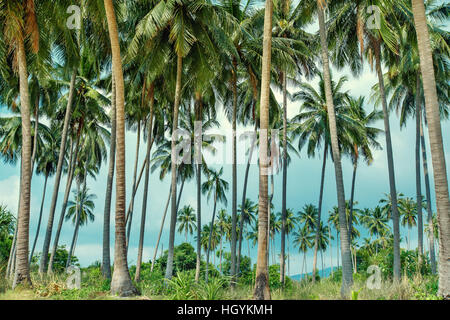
left=293, top=224, right=313, bottom=278
left=65, top=187, right=96, bottom=268
left=103, top=0, right=138, bottom=296
left=202, top=167, right=229, bottom=283
left=177, top=205, right=197, bottom=243
left=411, top=0, right=450, bottom=297
left=399, top=197, right=418, bottom=251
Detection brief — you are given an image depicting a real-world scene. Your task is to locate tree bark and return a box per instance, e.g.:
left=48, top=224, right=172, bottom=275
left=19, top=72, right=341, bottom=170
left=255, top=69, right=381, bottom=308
left=280, top=70, right=287, bottom=286
left=317, top=4, right=352, bottom=297
left=415, top=73, right=423, bottom=265
left=39, top=68, right=77, bottom=274
left=205, top=193, right=218, bottom=283
left=104, top=0, right=138, bottom=296
left=253, top=0, right=272, bottom=301
left=412, top=1, right=449, bottom=297
left=230, top=58, right=238, bottom=287
left=13, top=33, right=32, bottom=288
left=151, top=186, right=171, bottom=273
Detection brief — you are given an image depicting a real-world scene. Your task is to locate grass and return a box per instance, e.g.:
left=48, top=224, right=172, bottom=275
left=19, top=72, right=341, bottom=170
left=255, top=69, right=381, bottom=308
left=0, top=268, right=442, bottom=300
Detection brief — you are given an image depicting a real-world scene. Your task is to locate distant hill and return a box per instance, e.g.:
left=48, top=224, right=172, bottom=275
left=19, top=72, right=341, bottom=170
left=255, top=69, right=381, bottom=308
left=289, top=267, right=338, bottom=281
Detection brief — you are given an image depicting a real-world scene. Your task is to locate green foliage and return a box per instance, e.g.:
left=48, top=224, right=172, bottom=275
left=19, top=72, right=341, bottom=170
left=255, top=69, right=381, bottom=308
left=0, top=205, right=14, bottom=262
left=31, top=245, right=79, bottom=274
left=155, top=243, right=197, bottom=275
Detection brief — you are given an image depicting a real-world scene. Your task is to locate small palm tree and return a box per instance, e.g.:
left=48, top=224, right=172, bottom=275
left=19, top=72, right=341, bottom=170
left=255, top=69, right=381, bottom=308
left=399, top=197, right=417, bottom=250
left=177, top=205, right=197, bottom=243
left=65, top=188, right=96, bottom=268
left=293, top=225, right=313, bottom=278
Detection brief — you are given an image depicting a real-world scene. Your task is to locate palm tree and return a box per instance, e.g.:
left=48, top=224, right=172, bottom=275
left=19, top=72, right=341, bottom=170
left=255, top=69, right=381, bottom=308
left=177, top=205, right=197, bottom=243
left=411, top=0, right=450, bottom=298
left=254, top=0, right=273, bottom=300
left=399, top=197, right=417, bottom=250
left=202, top=167, right=229, bottom=282
left=0, top=0, right=40, bottom=288
left=103, top=0, right=138, bottom=296
left=237, top=198, right=258, bottom=274
left=65, top=187, right=96, bottom=268
left=293, top=225, right=313, bottom=278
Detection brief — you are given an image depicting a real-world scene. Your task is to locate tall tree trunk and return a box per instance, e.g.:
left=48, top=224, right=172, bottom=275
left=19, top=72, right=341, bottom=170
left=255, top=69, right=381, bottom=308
left=253, top=0, right=272, bottom=301
left=374, top=40, right=401, bottom=282
left=102, top=75, right=116, bottom=279
left=135, top=84, right=154, bottom=282
left=205, top=193, right=218, bottom=283
left=317, top=4, right=352, bottom=297
left=420, top=112, right=436, bottom=273
left=150, top=186, right=171, bottom=273
left=30, top=96, right=39, bottom=174
left=230, top=58, right=238, bottom=287
left=66, top=180, right=82, bottom=269
left=29, top=174, right=48, bottom=263
left=104, top=0, right=138, bottom=296
left=415, top=73, right=424, bottom=265
left=237, top=124, right=257, bottom=276
left=348, top=156, right=358, bottom=246
left=412, top=0, right=450, bottom=297
left=39, top=67, right=77, bottom=274
left=125, top=156, right=150, bottom=225
left=194, top=93, right=203, bottom=283
left=13, top=34, right=32, bottom=288
left=126, top=121, right=141, bottom=249
left=48, top=133, right=79, bottom=273
left=280, top=70, right=288, bottom=286
left=313, top=144, right=327, bottom=283
left=165, top=53, right=183, bottom=280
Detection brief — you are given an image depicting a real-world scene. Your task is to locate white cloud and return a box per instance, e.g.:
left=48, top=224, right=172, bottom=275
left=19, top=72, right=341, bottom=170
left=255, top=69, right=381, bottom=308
left=0, top=175, right=20, bottom=216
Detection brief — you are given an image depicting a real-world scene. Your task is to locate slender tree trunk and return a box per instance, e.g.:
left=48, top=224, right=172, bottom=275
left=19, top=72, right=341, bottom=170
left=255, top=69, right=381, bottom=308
left=313, top=144, right=327, bottom=282
left=412, top=0, right=450, bottom=297
left=104, top=0, right=138, bottom=296
left=205, top=194, right=218, bottom=283
left=29, top=174, right=48, bottom=263
left=420, top=112, right=436, bottom=273
left=165, top=53, right=183, bottom=280
left=374, top=41, right=401, bottom=282
left=329, top=221, right=333, bottom=276
left=102, top=76, right=116, bottom=279
left=135, top=84, right=154, bottom=282
left=415, top=74, right=424, bottom=265
left=30, top=97, right=39, bottom=174
left=48, top=134, right=79, bottom=273
left=39, top=67, right=77, bottom=274
left=125, top=156, right=150, bottom=225
left=126, top=121, right=141, bottom=249
left=348, top=159, right=357, bottom=246
left=151, top=186, right=171, bottom=273
left=66, top=181, right=82, bottom=269
left=253, top=0, right=272, bottom=300
left=194, top=93, right=203, bottom=283
left=237, top=125, right=257, bottom=276
left=280, top=71, right=288, bottom=286
left=230, top=58, right=238, bottom=287
left=317, top=4, right=352, bottom=297
left=13, top=34, right=32, bottom=288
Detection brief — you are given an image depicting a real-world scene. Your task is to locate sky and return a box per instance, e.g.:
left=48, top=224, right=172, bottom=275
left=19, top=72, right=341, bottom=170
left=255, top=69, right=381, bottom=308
left=0, top=9, right=449, bottom=277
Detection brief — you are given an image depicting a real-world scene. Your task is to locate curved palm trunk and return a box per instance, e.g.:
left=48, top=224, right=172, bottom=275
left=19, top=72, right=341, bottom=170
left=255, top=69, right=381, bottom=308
left=126, top=121, right=141, bottom=249
left=237, top=124, right=257, bottom=276
left=412, top=0, right=450, bottom=297
left=313, top=144, right=327, bottom=282
left=104, top=0, right=138, bottom=296
left=373, top=41, right=401, bottom=282
left=415, top=73, right=424, bottom=265
left=280, top=71, right=288, bottom=286
left=13, top=34, right=32, bottom=288
left=29, top=173, right=48, bottom=263
left=165, top=53, right=183, bottom=280
left=125, top=156, right=149, bottom=225
left=253, top=0, right=272, bottom=301
left=135, top=85, right=154, bottom=282
left=420, top=113, right=436, bottom=273
left=150, top=186, right=171, bottom=273
left=39, top=67, right=77, bottom=274
left=48, top=134, right=79, bottom=273
left=205, top=193, right=218, bottom=283
left=317, top=5, right=352, bottom=297
left=230, top=58, right=238, bottom=287
left=102, top=76, right=116, bottom=279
